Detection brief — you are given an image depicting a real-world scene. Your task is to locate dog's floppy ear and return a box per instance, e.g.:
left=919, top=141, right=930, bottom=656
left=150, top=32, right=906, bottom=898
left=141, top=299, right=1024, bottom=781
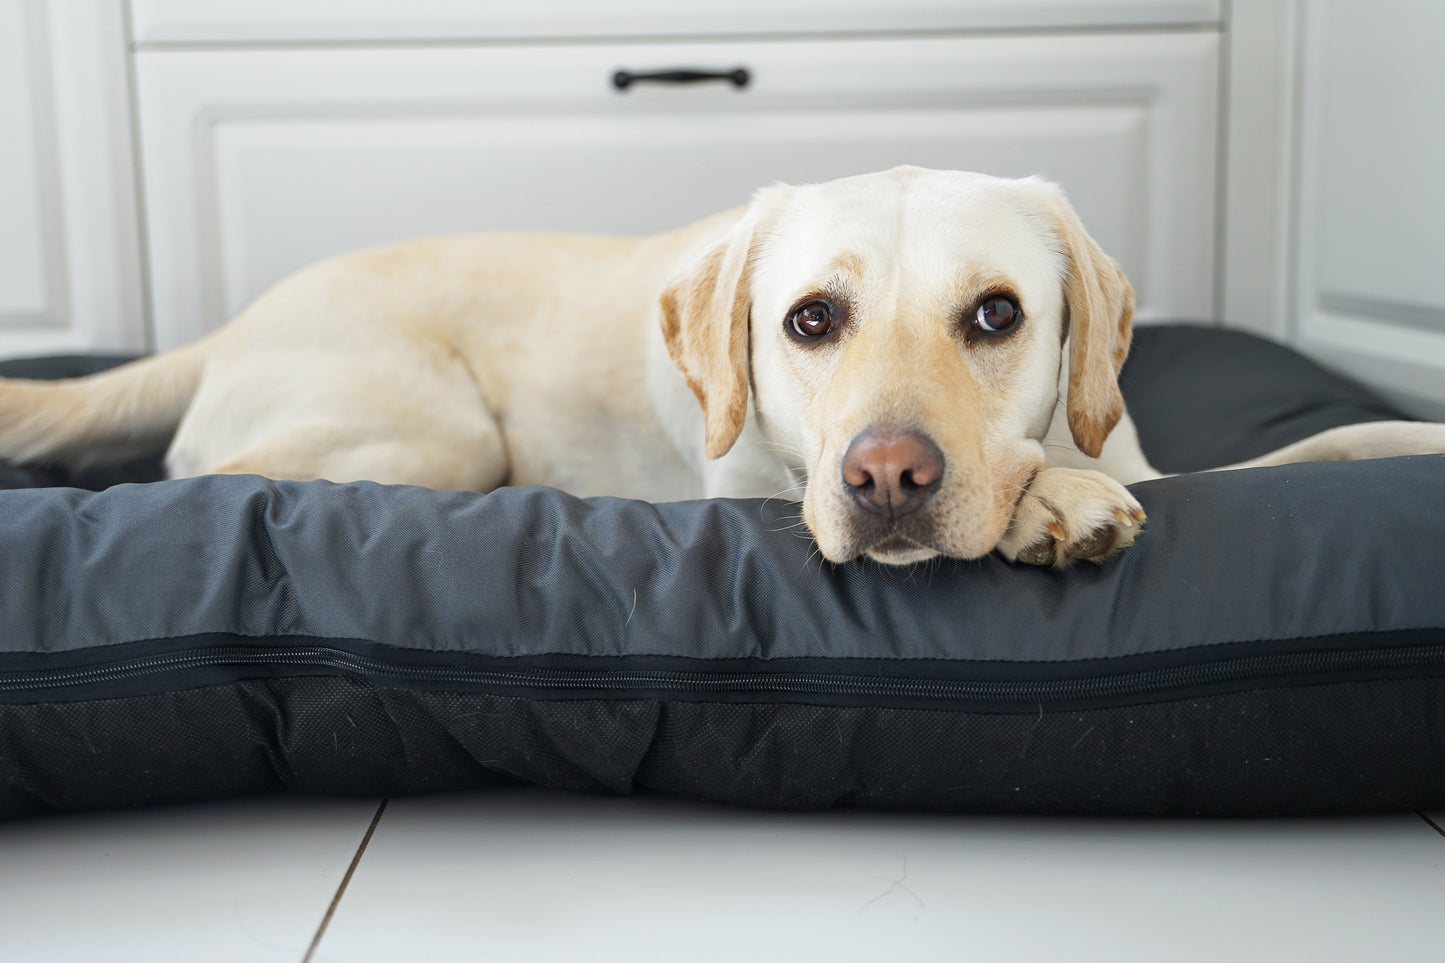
left=1029, top=180, right=1136, bottom=458
left=658, top=195, right=777, bottom=460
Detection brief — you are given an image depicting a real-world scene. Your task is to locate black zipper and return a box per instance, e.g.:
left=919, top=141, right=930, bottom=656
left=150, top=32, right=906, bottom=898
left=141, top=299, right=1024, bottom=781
left=3, top=641, right=1444, bottom=708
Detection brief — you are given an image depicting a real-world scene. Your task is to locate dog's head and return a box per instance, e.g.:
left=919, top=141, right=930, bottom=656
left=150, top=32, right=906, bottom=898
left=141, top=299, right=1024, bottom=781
left=660, top=167, right=1134, bottom=564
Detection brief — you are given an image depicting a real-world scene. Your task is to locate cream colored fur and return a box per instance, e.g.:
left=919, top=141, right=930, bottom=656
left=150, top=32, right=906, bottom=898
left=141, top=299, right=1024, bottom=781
left=2, top=167, right=1441, bottom=567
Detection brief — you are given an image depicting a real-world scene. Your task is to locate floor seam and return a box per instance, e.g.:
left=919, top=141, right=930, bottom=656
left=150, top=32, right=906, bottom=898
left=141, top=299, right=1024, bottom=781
left=301, top=798, right=389, bottom=963
left=1417, top=810, right=1445, bottom=841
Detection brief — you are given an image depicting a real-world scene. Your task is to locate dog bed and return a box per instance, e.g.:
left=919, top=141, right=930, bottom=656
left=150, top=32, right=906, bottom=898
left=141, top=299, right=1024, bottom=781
left=1, top=325, right=1442, bottom=819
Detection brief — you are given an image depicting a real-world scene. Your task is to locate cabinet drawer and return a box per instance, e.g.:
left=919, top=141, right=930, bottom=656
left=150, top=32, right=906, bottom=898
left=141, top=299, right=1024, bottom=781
left=135, top=32, right=1217, bottom=346
left=130, top=0, right=1222, bottom=45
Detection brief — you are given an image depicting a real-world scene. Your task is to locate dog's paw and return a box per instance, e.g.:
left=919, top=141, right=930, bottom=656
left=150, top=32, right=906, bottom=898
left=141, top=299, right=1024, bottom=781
left=996, top=468, right=1146, bottom=568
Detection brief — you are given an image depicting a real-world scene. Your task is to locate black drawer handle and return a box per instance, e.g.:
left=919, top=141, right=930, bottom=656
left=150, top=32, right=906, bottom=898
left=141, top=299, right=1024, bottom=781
left=612, top=68, right=750, bottom=92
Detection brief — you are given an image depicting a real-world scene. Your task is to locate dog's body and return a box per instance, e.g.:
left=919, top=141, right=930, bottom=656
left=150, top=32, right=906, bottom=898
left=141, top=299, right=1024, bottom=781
left=2, top=167, right=1442, bottom=566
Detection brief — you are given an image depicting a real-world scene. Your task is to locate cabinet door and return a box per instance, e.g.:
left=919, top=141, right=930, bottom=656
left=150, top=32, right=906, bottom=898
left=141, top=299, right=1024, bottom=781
left=134, top=33, right=1217, bottom=347
left=1290, top=1, right=1445, bottom=418
left=0, top=0, right=144, bottom=357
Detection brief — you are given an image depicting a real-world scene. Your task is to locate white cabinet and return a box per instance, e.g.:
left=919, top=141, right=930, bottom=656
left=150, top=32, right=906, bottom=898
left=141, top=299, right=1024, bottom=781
left=0, top=0, right=145, bottom=356
left=134, top=32, right=1218, bottom=348
left=5, top=2, right=1441, bottom=443
left=1288, top=0, right=1445, bottom=418
left=0, top=1, right=1227, bottom=364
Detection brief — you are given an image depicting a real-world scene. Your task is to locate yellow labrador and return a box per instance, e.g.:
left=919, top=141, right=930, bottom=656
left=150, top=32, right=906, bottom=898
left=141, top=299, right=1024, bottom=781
left=2, top=167, right=1441, bottom=566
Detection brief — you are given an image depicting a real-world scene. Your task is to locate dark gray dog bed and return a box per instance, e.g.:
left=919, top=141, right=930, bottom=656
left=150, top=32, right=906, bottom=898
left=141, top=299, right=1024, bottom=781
left=0, top=325, right=1440, bottom=818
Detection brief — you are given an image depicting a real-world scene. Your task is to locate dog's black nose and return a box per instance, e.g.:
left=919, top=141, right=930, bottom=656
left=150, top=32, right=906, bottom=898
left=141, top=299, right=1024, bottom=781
left=842, top=429, right=944, bottom=519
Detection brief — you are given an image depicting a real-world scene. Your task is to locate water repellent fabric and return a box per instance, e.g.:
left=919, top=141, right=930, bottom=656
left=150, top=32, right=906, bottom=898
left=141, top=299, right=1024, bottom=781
left=0, top=460, right=1442, bottom=666
left=0, top=325, right=1442, bottom=817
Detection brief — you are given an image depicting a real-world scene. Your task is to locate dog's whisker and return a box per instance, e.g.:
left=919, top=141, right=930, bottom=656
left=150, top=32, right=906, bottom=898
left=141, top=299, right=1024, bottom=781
left=766, top=513, right=811, bottom=537
left=761, top=487, right=806, bottom=509
left=798, top=545, right=828, bottom=576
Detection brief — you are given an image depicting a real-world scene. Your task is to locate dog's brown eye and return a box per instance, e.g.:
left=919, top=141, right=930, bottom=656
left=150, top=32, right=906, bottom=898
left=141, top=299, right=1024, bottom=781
left=788, top=300, right=835, bottom=339
left=971, top=295, right=1022, bottom=335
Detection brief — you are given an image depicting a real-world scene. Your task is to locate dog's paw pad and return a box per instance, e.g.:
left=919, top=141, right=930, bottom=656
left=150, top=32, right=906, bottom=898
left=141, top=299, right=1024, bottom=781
left=1069, top=523, right=1120, bottom=561
left=1015, top=534, right=1061, bottom=567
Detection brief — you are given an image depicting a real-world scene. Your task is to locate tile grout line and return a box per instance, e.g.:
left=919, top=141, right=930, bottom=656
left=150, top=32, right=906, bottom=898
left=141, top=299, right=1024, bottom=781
left=1418, top=811, right=1445, bottom=841
left=301, top=798, right=390, bottom=963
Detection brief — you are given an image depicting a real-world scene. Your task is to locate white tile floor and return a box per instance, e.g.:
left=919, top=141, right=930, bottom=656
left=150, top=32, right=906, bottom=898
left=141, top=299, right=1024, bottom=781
left=0, top=790, right=1442, bottom=963
left=0, top=795, right=380, bottom=963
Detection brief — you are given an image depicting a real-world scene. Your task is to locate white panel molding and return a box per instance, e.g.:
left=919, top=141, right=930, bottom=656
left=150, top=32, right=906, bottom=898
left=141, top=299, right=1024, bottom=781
left=1299, top=310, right=1445, bottom=422
left=1218, top=0, right=1296, bottom=339
left=130, top=0, right=1222, bottom=46
left=47, top=0, right=149, bottom=353
left=136, top=32, right=1217, bottom=347
left=1289, top=1, right=1445, bottom=417
left=0, top=0, right=146, bottom=358
left=0, top=0, right=67, bottom=335
left=201, top=104, right=1152, bottom=321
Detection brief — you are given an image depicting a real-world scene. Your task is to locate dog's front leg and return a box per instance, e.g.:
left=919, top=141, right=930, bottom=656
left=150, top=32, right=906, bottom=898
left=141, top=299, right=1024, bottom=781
left=996, top=468, right=1146, bottom=568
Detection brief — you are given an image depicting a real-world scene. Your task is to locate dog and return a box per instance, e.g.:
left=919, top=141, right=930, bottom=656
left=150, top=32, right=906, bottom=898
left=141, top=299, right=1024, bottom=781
left=2, top=167, right=1442, bottom=567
